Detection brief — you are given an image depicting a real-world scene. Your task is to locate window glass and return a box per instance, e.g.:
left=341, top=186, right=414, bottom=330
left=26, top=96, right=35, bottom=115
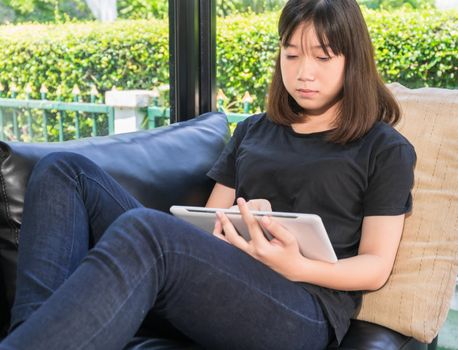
left=216, top=0, right=286, bottom=116
left=0, top=0, right=169, bottom=141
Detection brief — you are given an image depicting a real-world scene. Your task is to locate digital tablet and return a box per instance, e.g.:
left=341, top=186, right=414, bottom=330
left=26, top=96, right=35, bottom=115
left=170, top=205, right=337, bottom=263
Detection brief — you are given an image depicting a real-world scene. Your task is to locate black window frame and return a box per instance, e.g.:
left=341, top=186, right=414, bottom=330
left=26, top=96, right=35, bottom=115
left=168, top=0, right=216, bottom=123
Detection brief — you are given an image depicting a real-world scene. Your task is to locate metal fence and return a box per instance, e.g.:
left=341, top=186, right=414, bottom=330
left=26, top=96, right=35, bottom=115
left=0, top=85, right=251, bottom=142
left=0, top=84, right=115, bottom=142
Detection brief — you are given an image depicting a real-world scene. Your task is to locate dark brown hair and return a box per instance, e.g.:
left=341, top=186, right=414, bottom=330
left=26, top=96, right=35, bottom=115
left=267, top=0, right=400, bottom=144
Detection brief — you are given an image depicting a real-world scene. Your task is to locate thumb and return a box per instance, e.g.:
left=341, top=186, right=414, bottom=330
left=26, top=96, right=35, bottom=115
left=258, top=199, right=272, bottom=212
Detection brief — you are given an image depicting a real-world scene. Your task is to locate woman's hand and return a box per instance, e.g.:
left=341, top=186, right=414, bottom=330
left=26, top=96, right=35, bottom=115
left=229, top=198, right=272, bottom=212
left=213, top=197, right=304, bottom=280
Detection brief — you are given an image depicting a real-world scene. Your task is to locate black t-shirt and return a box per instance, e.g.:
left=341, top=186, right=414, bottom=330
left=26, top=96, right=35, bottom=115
left=207, top=113, right=416, bottom=343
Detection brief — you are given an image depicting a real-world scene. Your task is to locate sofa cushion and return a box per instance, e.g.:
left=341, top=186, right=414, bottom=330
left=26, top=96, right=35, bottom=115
left=355, top=83, right=458, bottom=343
left=0, top=112, right=229, bottom=333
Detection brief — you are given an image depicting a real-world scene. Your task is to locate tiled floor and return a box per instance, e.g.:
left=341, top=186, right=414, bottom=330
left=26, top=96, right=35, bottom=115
left=438, top=284, right=458, bottom=350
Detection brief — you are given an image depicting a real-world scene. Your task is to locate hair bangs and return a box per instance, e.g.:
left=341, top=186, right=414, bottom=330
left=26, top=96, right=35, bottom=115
left=311, top=1, right=346, bottom=57
left=278, top=0, right=313, bottom=46
left=279, top=0, right=346, bottom=58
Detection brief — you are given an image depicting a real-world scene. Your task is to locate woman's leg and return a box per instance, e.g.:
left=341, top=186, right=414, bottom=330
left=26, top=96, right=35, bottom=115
left=10, top=152, right=143, bottom=330
left=2, top=209, right=330, bottom=350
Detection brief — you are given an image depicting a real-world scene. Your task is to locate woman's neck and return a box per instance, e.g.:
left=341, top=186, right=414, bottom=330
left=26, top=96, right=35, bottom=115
left=291, top=102, right=340, bottom=134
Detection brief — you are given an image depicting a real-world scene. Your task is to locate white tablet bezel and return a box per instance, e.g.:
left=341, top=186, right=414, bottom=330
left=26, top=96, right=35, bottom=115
left=170, top=205, right=337, bottom=263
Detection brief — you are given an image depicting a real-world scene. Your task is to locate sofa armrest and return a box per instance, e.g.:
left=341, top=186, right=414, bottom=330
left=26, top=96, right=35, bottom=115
left=116, top=320, right=434, bottom=350
left=329, top=320, right=431, bottom=350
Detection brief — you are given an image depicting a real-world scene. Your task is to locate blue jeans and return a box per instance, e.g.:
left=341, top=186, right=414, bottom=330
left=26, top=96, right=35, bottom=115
left=1, top=152, right=330, bottom=350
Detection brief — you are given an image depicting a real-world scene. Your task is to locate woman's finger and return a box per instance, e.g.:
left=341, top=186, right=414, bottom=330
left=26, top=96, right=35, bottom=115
left=237, top=198, right=268, bottom=245
left=216, top=211, right=249, bottom=250
left=260, top=215, right=297, bottom=247
left=213, top=218, right=222, bottom=234
left=212, top=219, right=229, bottom=243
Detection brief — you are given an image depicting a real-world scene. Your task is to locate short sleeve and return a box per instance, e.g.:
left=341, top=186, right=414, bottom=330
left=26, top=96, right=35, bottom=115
left=363, top=144, right=416, bottom=216
left=206, top=120, right=249, bottom=188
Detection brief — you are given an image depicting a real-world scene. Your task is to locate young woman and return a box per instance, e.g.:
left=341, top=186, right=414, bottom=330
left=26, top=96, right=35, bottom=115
left=0, top=0, right=415, bottom=349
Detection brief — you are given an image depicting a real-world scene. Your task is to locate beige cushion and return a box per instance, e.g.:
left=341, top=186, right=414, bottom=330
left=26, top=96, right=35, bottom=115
left=355, top=83, right=458, bottom=343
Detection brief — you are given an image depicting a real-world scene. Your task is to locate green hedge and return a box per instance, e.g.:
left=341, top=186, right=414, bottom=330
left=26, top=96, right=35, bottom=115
left=366, top=8, right=457, bottom=89
left=0, top=8, right=456, bottom=113
left=0, top=20, right=169, bottom=102
left=217, top=12, right=278, bottom=112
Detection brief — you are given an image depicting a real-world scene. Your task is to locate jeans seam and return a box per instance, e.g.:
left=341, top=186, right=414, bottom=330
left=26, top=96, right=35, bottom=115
left=163, top=250, right=328, bottom=326
left=64, top=171, right=138, bottom=280
left=66, top=171, right=135, bottom=279
left=68, top=190, right=79, bottom=280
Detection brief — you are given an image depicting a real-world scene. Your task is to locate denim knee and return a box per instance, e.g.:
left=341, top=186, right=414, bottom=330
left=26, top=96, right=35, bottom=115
left=31, top=152, right=92, bottom=180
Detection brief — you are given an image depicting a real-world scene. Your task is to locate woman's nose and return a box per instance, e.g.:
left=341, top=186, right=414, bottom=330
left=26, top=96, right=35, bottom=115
left=297, top=57, right=316, bottom=81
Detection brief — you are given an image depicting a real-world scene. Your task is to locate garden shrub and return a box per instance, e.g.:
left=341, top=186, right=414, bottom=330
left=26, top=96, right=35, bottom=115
left=366, top=8, right=457, bottom=89
left=0, top=20, right=169, bottom=102
left=217, top=12, right=278, bottom=112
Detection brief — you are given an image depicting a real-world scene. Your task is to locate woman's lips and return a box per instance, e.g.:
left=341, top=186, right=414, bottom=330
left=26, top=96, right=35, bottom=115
left=296, top=88, right=318, bottom=98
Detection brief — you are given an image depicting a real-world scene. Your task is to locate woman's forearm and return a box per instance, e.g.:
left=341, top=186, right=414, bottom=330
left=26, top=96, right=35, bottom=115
left=291, top=216, right=404, bottom=291
left=294, top=254, right=391, bottom=291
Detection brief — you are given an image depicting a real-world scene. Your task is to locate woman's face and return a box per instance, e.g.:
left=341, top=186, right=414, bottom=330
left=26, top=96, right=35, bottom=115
left=280, top=23, right=345, bottom=117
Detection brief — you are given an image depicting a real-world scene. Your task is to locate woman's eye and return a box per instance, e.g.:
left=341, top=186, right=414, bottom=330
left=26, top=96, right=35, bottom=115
left=286, top=55, right=298, bottom=60
left=317, top=56, right=332, bottom=61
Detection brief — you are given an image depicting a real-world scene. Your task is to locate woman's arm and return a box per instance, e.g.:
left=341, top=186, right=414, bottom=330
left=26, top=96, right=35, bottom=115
left=291, top=215, right=405, bottom=291
left=216, top=198, right=405, bottom=291
left=206, top=183, right=236, bottom=208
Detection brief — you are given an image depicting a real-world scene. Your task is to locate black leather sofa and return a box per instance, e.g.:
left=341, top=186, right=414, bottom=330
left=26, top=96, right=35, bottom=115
left=0, top=112, right=435, bottom=349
